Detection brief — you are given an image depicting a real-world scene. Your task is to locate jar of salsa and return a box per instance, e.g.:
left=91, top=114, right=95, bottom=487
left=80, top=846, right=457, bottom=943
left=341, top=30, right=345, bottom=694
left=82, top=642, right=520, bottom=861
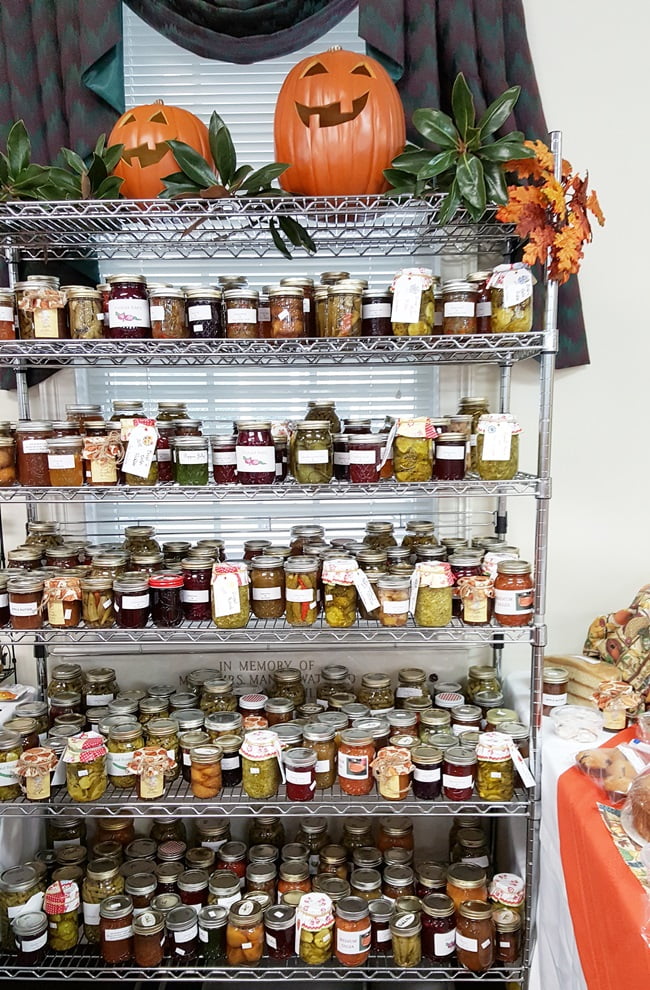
left=181, top=557, right=212, bottom=621
left=348, top=434, right=382, bottom=484
left=494, top=560, right=534, bottom=626
left=236, top=420, right=275, bottom=484
left=113, top=577, right=150, bottom=628
left=442, top=745, right=477, bottom=800
left=277, top=862, right=311, bottom=901
left=334, top=895, right=371, bottom=966
left=107, top=275, right=150, bottom=339
left=212, top=435, right=238, bottom=484
left=284, top=747, right=317, bottom=802
left=15, top=421, right=53, bottom=486
left=421, top=892, right=456, bottom=961
left=337, top=730, right=374, bottom=796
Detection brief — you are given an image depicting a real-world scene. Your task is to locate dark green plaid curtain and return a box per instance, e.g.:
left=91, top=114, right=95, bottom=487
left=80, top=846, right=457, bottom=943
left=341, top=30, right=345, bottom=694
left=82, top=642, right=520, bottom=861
left=0, top=0, right=124, bottom=389
left=358, top=0, right=589, bottom=368
left=125, top=0, right=358, bottom=62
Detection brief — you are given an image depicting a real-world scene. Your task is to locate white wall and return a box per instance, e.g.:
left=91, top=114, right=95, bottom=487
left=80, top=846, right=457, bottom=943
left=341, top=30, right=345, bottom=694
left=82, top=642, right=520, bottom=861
left=0, top=1, right=646, bottom=667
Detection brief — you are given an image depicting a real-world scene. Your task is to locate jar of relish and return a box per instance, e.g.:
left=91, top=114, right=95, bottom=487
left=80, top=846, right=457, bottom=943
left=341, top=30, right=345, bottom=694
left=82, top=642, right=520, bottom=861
left=236, top=421, right=275, bottom=484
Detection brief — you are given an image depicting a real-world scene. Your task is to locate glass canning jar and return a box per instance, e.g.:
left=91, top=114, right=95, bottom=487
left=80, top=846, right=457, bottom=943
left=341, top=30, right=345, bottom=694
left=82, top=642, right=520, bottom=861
left=456, top=899, right=494, bottom=972
left=415, top=862, right=447, bottom=900
left=292, top=420, right=333, bottom=484
left=316, top=665, right=353, bottom=709
left=99, top=894, right=134, bottom=964
left=178, top=869, right=209, bottom=911
left=200, top=677, right=237, bottom=715
left=337, top=730, right=374, bottom=796
left=145, top=717, right=180, bottom=777
left=382, top=864, right=415, bottom=900
left=180, top=557, right=212, bottom=621
left=411, top=744, right=442, bottom=800
left=226, top=900, right=264, bottom=965
left=451, top=827, right=491, bottom=872
left=149, top=573, right=183, bottom=627
left=284, top=556, right=319, bottom=626
left=263, top=903, right=295, bottom=959
left=284, top=747, right=317, bottom=802
left=493, top=906, right=522, bottom=963
left=235, top=420, right=275, bottom=484
left=341, top=818, right=374, bottom=855
left=358, top=673, right=393, bottom=717
left=65, top=288, right=102, bottom=340
left=391, top=267, right=434, bottom=336
left=12, top=910, right=49, bottom=965
left=433, top=432, right=467, bottom=481
left=445, top=863, right=488, bottom=913
left=271, top=668, right=305, bottom=707
left=488, top=263, right=533, bottom=333
left=475, top=413, right=520, bottom=480
left=494, top=560, right=534, bottom=626
left=442, top=280, right=477, bottom=334
left=248, top=816, right=285, bottom=850
left=0, top=289, right=15, bottom=341
left=475, top=732, right=515, bottom=802
left=294, top=818, right=330, bottom=875
left=277, top=861, right=311, bottom=901
left=421, top=892, right=456, bottom=961
left=376, top=576, right=410, bottom=627
left=348, top=434, right=382, bottom=483
left=361, top=290, right=392, bottom=337
left=15, top=279, right=68, bottom=339
left=334, top=895, right=371, bottom=966
left=107, top=723, right=145, bottom=788
left=149, top=288, right=188, bottom=339
left=333, top=433, right=350, bottom=481
left=167, top=904, right=199, bottom=960
left=15, top=421, right=53, bottom=487
left=251, top=555, right=285, bottom=619
left=268, top=285, right=304, bottom=338
left=401, top=520, right=438, bottom=560
left=211, top=434, right=237, bottom=484
left=107, top=274, right=150, bottom=338
left=224, top=288, right=259, bottom=339
left=281, top=276, right=315, bottom=335
left=189, top=744, right=223, bottom=799
left=208, top=871, right=241, bottom=911
left=264, top=698, right=295, bottom=727
left=114, top=576, right=150, bottom=628
left=241, top=730, right=281, bottom=800
left=0, top=436, right=16, bottom=486
left=197, top=903, right=228, bottom=962
left=185, top=287, right=223, bottom=338
left=174, top=436, right=209, bottom=485
left=302, top=724, right=336, bottom=789
left=395, top=667, right=429, bottom=707
left=0, top=729, right=22, bottom=801
left=466, top=270, right=493, bottom=333
left=46, top=436, right=84, bottom=486
left=327, top=283, right=362, bottom=337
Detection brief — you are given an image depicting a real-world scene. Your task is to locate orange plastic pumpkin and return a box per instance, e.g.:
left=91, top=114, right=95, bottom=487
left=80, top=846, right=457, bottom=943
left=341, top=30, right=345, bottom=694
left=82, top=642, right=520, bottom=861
left=108, top=100, right=211, bottom=199
left=274, top=46, right=405, bottom=197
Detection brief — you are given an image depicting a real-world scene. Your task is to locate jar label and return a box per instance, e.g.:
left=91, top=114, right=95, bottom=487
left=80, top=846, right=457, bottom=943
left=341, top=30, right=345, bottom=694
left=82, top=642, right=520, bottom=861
left=451, top=724, right=473, bottom=736
left=252, top=587, right=282, bottom=601
left=354, top=568, right=380, bottom=613
left=381, top=599, right=409, bottom=615
left=462, top=854, right=490, bottom=868
left=297, top=449, right=330, bottom=464
left=91, top=459, right=117, bottom=483
left=338, top=750, right=369, bottom=780
left=414, top=766, right=440, bottom=782
left=178, top=450, right=208, bottom=465
left=277, top=308, right=290, bottom=322
left=174, top=923, right=198, bottom=942
left=215, top=891, right=240, bottom=908
left=396, top=686, right=422, bottom=698
left=104, top=924, right=134, bottom=941
left=436, top=446, right=465, bottom=460
left=444, top=301, right=475, bottom=317
left=363, top=302, right=391, bottom=319
left=481, top=937, right=492, bottom=948
left=265, top=932, right=277, bottom=949
left=286, top=768, right=313, bottom=785
left=315, top=758, right=331, bottom=773
left=236, top=445, right=275, bottom=473
left=9, top=600, right=38, bottom=616
left=303, top=298, right=311, bottom=313
left=183, top=751, right=192, bottom=765
left=201, top=838, right=227, bottom=852
left=434, top=311, right=443, bottom=327
left=480, top=422, right=513, bottom=461
left=149, top=305, right=165, bottom=322
left=434, top=929, right=456, bottom=955
left=442, top=773, right=473, bottom=788
left=501, top=268, right=533, bottom=307
left=0, top=759, right=18, bottom=782
left=199, top=928, right=209, bottom=943
left=456, top=932, right=478, bottom=952
left=333, top=451, right=350, bottom=466
left=222, top=755, right=240, bottom=770
left=21, top=438, right=49, bottom=454
left=369, top=707, right=393, bottom=717
left=108, top=751, right=134, bottom=776
left=477, top=301, right=492, bottom=317
left=227, top=308, right=256, bottom=324
left=376, top=927, right=391, bottom=943
left=156, top=449, right=172, bottom=462
left=188, top=304, right=213, bottom=322
left=53, top=837, right=81, bottom=849
left=47, top=601, right=65, bottom=626
left=542, top=692, right=567, bottom=707
left=122, top=593, right=150, bottom=609
left=48, top=453, right=76, bottom=470
left=286, top=588, right=315, bottom=603
left=213, top=451, right=237, bottom=466
left=52, top=761, right=66, bottom=786
left=21, top=932, right=47, bottom=951
left=181, top=589, right=210, bottom=603
left=349, top=449, right=376, bottom=465
left=391, top=277, right=423, bottom=323
left=34, top=309, right=60, bottom=338
left=258, top=306, right=271, bottom=322
left=336, top=925, right=371, bottom=954
left=8, top=894, right=43, bottom=920
left=0, top=593, right=8, bottom=607
left=494, top=588, right=533, bottom=615
left=0, top=305, right=13, bottom=323
left=212, top=573, right=241, bottom=617
left=463, top=599, right=489, bottom=623
left=108, top=298, right=150, bottom=329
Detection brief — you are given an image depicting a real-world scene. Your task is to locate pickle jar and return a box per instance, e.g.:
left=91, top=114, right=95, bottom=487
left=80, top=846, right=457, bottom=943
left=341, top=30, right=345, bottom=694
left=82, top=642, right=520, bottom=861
left=200, top=677, right=237, bottom=716
left=292, top=421, right=333, bottom=484
left=327, top=283, right=362, bottom=338
left=226, top=899, right=265, bottom=965
left=0, top=729, right=22, bottom=801
left=83, top=666, right=119, bottom=707
left=107, top=723, right=145, bottom=788
left=240, top=730, right=281, bottom=800
left=63, top=731, right=108, bottom=802
left=390, top=911, right=422, bottom=967
left=296, top=892, right=335, bottom=964
left=212, top=561, right=250, bottom=628
left=316, top=664, right=353, bottom=709
left=475, top=732, right=515, bottom=802
left=44, top=878, right=80, bottom=951
left=357, top=672, right=393, bottom=717
left=250, top=555, right=285, bottom=620
left=145, top=717, right=180, bottom=780
left=488, top=263, right=533, bottom=333
left=466, top=664, right=501, bottom=702
left=391, top=268, right=434, bottom=336
left=0, top=866, right=41, bottom=950
left=475, top=414, right=521, bottom=481
left=284, top=556, right=319, bottom=626
left=271, top=668, right=305, bottom=707
left=321, top=558, right=358, bottom=627
left=456, top=899, right=494, bottom=972
left=302, top=724, right=336, bottom=789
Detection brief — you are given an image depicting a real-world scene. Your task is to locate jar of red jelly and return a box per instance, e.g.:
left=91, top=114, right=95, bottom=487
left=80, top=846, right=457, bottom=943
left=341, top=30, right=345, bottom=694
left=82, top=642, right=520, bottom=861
left=149, top=574, right=184, bottom=628
left=156, top=424, right=175, bottom=483
left=177, top=869, right=209, bottom=910
left=106, top=275, right=150, bottom=339
left=415, top=863, right=447, bottom=900
left=263, top=904, right=295, bottom=959
left=411, top=744, right=442, bottom=800
left=180, top=557, right=212, bottom=621
left=421, top=892, right=456, bottom=961
left=215, top=841, right=247, bottom=888
left=284, top=747, right=317, bottom=802
left=212, top=435, right=237, bottom=484
left=449, top=552, right=483, bottom=618
left=333, top=434, right=350, bottom=481
left=114, top=577, right=150, bottom=629
left=274, top=437, right=288, bottom=482
left=442, top=745, right=477, bottom=800
left=433, top=433, right=467, bottom=481
left=235, top=421, right=275, bottom=484
left=348, top=435, right=382, bottom=484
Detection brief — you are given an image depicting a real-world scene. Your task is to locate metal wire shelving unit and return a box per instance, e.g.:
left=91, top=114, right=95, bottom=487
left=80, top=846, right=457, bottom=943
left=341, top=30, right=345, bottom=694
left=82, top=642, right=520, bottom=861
left=0, top=181, right=559, bottom=988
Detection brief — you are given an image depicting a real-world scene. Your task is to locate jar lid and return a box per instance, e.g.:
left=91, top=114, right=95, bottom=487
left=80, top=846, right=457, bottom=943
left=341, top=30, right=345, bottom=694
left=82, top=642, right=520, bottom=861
left=350, top=868, right=381, bottom=892
left=335, top=895, right=369, bottom=922
left=236, top=419, right=271, bottom=430
left=99, top=894, right=133, bottom=920
left=435, top=432, right=467, bottom=443
left=209, top=870, right=241, bottom=894
left=347, top=433, right=382, bottom=445
left=248, top=844, right=278, bottom=865
left=435, top=691, right=464, bottom=710
left=382, top=864, right=414, bottom=886
left=489, top=872, right=525, bottom=906
left=189, top=744, right=222, bottom=765
left=279, top=861, right=309, bottom=882
left=125, top=873, right=157, bottom=897
left=186, top=287, right=222, bottom=300
left=166, top=905, right=199, bottom=931
left=62, top=731, right=108, bottom=763
left=139, top=696, right=169, bottom=713
left=280, top=276, right=314, bottom=288
left=458, top=898, right=493, bottom=921
left=180, top=557, right=213, bottom=571
left=268, top=285, right=304, bottom=298
left=155, top=862, right=184, bottom=881
left=228, top=899, right=263, bottom=926
left=202, top=676, right=233, bottom=696
left=352, top=847, right=382, bottom=870
left=444, top=744, right=477, bottom=767
left=319, top=844, right=347, bottom=865
left=368, top=898, right=394, bottom=920
left=125, top=838, right=157, bottom=861
left=263, top=904, right=295, bottom=931
left=446, top=862, right=487, bottom=888
left=377, top=575, right=410, bottom=591
left=476, top=731, right=513, bottom=762
left=284, top=746, right=316, bottom=769
left=218, top=841, right=247, bottom=863
left=7, top=576, right=44, bottom=593
left=132, top=909, right=165, bottom=937
left=411, top=744, right=442, bottom=765
left=0, top=728, right=21, bottom=752
left=108, top=723, right=143, bottom=742
left=442, top=279, right=476, bottom=293
left=543, top=665, right=569, bottom=684
left=283, top=556, right=319, bottom=575
left=157, top=840, right=187, bottom=862
left=178, top=869, right=209, bottom=892
left=250, top=555, right=284, bottom=570
left=175, top=708, right=206, bottom=729
left=204, top=711, right=240, bottom=730
left=492, top=906, right=523, bottom=932
left=360, top=672, right=391, bottom=690
left=316, top=712, right=347, bottom=731
left=246, top=862, right=277, bottom=884
left=195, top=817, right=231, bottom=837
left=265, top=696, right=295, bottom=715
left=405, top=520, right=435, bottom=533
left=378, top=816, right=413, bottom=836
left=224, top=288, right=259, bottom=301
left=312, top=876, right=350, bottom=903
left=15, top=421, right=53, bottom=433
left=421, top=892, right=455, bottom=918
left=473, top=689, right=505, bottom=707
left=11, top=911, right=48, bottom=937
left=452, top=704, right=482, bottom=722
left=198, top=904, right=228, bottom=929
left=341, top=703, right=371, bottom=721
left=416, top=862, right=447, bottom=887
left=211, top=732, right=241, bottom=753
left=151, top=893, right=182, bottom=914
left=328, top=692, right=357, bottom=710
left=239, top=694, right=268, bottom=711
left=339, top=728, right=373, bottom=747
left=496, top=560, right=531, bottom=575
left=44, top=877, right=81, bottom=915
left=420, top=708, right=450, bottom=727
left=390, top=912, right=421, bottom=937
left=498, top=720, right=528, bottom=741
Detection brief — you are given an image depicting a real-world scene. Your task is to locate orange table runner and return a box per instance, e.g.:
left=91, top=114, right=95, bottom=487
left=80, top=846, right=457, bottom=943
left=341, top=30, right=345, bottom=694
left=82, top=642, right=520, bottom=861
left=557, top=726, right=650, bottom=989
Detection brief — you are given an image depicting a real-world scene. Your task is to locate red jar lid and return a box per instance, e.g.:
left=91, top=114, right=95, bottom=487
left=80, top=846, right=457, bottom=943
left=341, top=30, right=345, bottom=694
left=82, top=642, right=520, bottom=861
left=149, top=574, right=184, bottom=589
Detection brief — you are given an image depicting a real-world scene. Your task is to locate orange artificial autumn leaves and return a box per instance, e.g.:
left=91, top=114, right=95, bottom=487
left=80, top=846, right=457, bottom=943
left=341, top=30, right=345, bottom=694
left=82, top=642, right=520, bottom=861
left=496, top=139, right=605, bottom=284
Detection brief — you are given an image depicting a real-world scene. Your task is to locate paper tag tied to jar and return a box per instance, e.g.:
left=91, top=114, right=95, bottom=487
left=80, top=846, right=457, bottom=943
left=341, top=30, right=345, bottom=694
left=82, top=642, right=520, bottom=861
left=477, top=414, right=521, bottom=462
left=212, top=563, right=248, bottom=619
left=488, top=263, right=534, bottom=309
left=122, top=419, right=158, bottom=479
left=390, top=268, right=433, bottom=324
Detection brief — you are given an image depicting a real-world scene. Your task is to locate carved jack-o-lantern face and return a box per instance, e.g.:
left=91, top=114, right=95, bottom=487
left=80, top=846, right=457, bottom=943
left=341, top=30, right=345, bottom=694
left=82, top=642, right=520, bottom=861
left=274, top=48, right=406, bottom=197
left=108, top=101, right=211, bottom=199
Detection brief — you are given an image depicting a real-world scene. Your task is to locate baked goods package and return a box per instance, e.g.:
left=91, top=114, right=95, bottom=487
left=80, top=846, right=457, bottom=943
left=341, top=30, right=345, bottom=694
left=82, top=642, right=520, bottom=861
left=575, top=739, right=650, bottom=804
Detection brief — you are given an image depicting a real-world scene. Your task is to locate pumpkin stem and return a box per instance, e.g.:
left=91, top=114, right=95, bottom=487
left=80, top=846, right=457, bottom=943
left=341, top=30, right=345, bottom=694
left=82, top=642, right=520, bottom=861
left=154, top=99, right=164, bottom=105
left=328, top=46, right=342, bottom=52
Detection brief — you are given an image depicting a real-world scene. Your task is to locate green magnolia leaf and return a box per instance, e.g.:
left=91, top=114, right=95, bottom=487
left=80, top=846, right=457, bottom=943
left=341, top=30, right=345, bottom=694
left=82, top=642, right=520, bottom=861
left=94, top=133, right=106, bottom=157
left=209, top=110, right=229, bottom=135
left=269, top=218, right=292, bottom=259
left=389, top=149, right=435, bottom=174
left=437, top=177, right=461, bottom=225
left=241, top=162, right=289, bottom=194
left=159, top=177, right=206, bottom=198
left=10, top=164, right=50, bottom=188
left=102, top=143, right=125, bottom=174
left=417, top=149, right=458, bottom=181
left=87, top=154, right=108, bottom=189
left=456, top=154, right=486, bottom=214
left=60, top=148, right=86, bottom=175
left=0, top=154, right=9, bottom=185
left=482, top=161, right=509, bottom=204
left=6, top=120, right=31, bottom=177
left=412, top=109, right=459, bottom=149
left=477, top=86, right=521, bottom=141
left=166, top=140, right=215, bottom=189
left=479, top=136, right=532, bottom=163
left=278, top=215, right=316, bottom=253
left=451, top=73, right=475, bottom=141
left=382, top=168, right=418, bottom=190
left=465, top=126, right=482, bottom=152
left=94, top=175, right=124, bottom=200
left=229, top=164, right=254, bottom=193
left=213, top=127, right=236, bottom=187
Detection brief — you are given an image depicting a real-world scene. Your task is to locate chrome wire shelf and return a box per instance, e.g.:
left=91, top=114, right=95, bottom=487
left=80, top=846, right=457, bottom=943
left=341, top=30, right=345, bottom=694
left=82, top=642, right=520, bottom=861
left=0, top=473, right=542, bottom=503
left=0, top=333, right=550, bottom=369
left=0, top=617, right=537, bottom=647
left=0, top=195, right=519, bottom=261
left=0, top=945, right=525, bottom=981
left=2, top=776, right=531, bottom=818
